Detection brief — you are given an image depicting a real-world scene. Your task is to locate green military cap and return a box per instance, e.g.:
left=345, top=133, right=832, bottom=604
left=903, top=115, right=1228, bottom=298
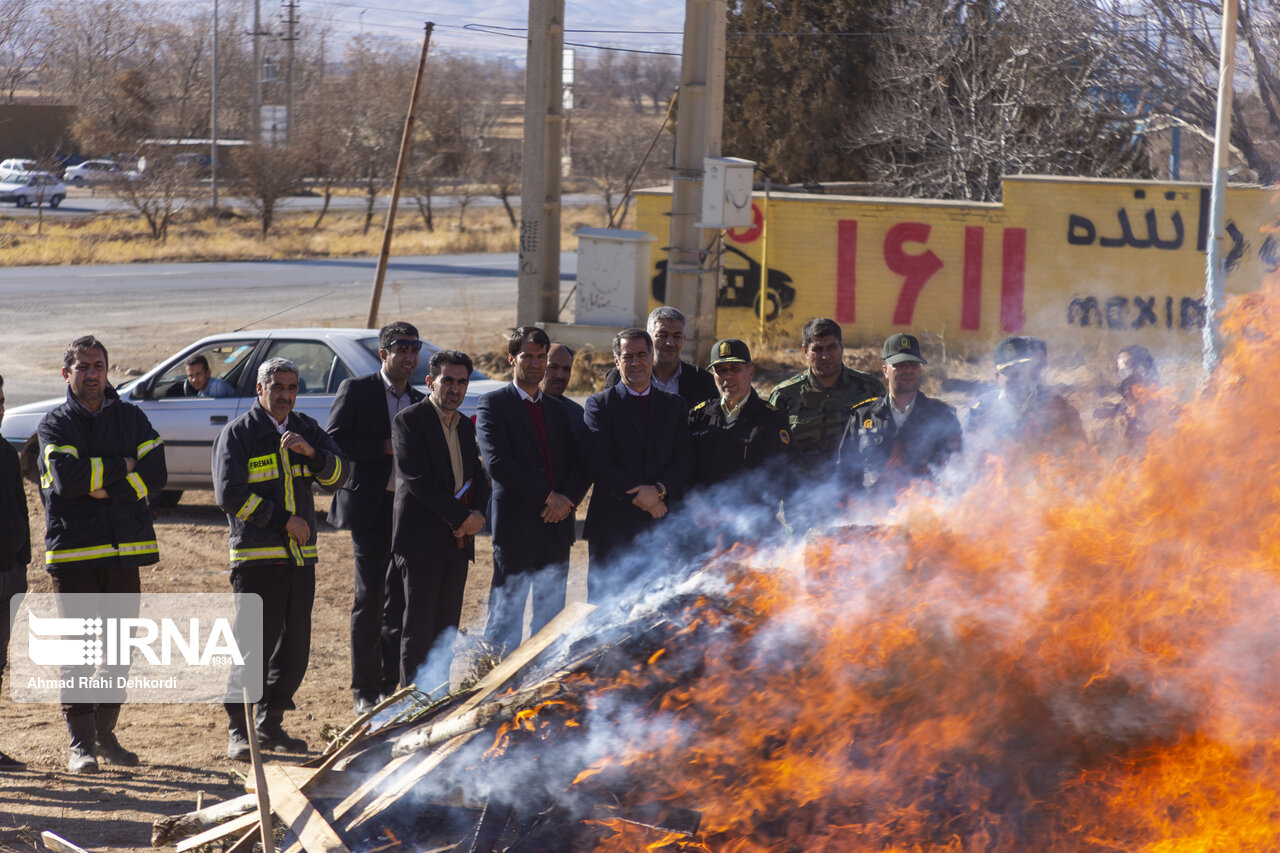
left=709, top=338, right=751, bottom=367
left=883, top=333, right=927, bottom=365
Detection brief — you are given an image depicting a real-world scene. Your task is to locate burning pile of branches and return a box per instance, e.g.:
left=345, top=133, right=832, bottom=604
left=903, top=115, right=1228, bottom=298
left=157, top=281, right=1280, bottom=852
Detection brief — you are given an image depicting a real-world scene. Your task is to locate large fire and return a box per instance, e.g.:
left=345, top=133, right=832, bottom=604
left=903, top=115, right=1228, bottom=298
left=496, top=283, right=1280, bottom=852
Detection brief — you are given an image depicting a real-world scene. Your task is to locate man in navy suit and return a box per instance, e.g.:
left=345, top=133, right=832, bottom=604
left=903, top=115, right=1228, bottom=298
left=327, top=321, right=425, bottom=715
left=391, top=350, right=489, bottom=691
left=476, top=327, right=588, bottom=654
left=583, top=328, right=693, bottom=603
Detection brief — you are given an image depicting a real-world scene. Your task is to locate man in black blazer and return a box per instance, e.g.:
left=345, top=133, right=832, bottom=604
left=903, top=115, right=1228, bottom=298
left=584, top=328, right=693, bottom=603
left=327, top=321, right=425, bottom=715
left=602, top=306, right=717, bottom=407
left=541, top=342, right=585, bottom=425
left=476, top=327, right=588, bottom=654
left=391, top=350, right=489, bottom=692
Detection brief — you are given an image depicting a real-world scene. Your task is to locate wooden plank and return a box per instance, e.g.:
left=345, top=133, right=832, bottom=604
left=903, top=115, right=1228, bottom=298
left=340, top=601, right=596, bottom=835
left=264, top=764, right=351, bottom=853
left=40, top=832, right=90, bottom=853
left=245, top=694, right=275, bottom=853
left=152, top=793, right=257, bottom=846
left=280, top=601, right=595, bottom=853
left=224, top=825, right=261, bottom=853
left=175, top=812, right=260, bottom=852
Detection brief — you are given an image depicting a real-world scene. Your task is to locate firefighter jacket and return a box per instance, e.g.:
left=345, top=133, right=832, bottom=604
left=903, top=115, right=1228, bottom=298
left=213, top=402, right=346, bottom=569
left=37, top=386, right=167, bottom=573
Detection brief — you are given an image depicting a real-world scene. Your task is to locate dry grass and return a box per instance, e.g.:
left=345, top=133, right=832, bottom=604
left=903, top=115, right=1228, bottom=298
left=0, top=202, right=611, bottom=267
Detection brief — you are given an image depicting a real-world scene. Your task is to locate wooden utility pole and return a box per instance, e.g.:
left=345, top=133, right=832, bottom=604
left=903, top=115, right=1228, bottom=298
left=666, top=0, right=726, bottom=365
left=516, top=0, right=565, bottom=327
left=1202, top=0, right=1239, bottom=375
left=366, top=23, right=434, bottom=328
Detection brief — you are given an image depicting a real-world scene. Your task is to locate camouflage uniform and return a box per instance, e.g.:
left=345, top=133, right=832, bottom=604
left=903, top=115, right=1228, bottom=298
left=768, top=366, right=884, bottom=467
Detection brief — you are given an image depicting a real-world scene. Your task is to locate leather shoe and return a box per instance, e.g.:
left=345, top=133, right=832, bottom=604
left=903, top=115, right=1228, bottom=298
left=226, top=731, right=251, bottom=762
left=258, top=723, right=307, bottom=753
left=353, top=696, right=377, bottom=717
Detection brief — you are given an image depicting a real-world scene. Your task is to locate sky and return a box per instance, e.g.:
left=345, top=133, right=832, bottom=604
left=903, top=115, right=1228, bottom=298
left=297, top=0, right=688, bottom=60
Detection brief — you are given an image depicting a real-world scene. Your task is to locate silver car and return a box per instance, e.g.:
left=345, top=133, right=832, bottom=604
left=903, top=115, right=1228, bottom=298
left=2, top=328, right=503, bottom=504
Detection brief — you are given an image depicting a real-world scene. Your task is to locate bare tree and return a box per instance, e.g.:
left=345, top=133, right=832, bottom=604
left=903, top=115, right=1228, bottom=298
left=234, top=142, right=305, bottom=236
left=0, top=0, right=44, bottom=102
left=1125, top=0, right=1280, bottom=183
left=106, top=152, right=190, bottom=241
left=484, top=140, right=522, bottom=228
left=838, top=0, right=1156, bottom=200
left=572, top=107, right=673, bottom=224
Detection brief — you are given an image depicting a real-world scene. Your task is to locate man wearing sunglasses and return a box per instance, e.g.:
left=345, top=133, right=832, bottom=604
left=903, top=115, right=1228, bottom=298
left=327, top=322, right=425, bottom=716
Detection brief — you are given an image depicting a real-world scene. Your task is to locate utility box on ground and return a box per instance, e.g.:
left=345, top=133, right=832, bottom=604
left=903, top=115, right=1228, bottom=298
left=700, top=157, right=756, bottom=229
left=573, top=227, right=658, bottom=326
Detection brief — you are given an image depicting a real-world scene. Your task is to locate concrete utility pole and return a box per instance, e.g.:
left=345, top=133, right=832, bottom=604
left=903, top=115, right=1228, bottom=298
left=666, top=0, right=726, bottom=366
left=516, top=0, right=566, bottom=327
left=252, top=0, right=262, bottom=141
left=282, top=0, right=299, bottom=146
left=1203, top=0, right=1240, bottom=375
left=211, top=0, right=219, bottom=211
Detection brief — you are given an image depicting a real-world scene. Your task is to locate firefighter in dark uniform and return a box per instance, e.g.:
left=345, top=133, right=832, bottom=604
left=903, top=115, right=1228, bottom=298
left=768, top=318, right=883, bottom=472
left=688, top=338, right=791, bottom=490
left=38, top=336, right=167, bottom=773
left=213, top=356, right=347, bottom=761
left=838, top=333, right=961, bottom=497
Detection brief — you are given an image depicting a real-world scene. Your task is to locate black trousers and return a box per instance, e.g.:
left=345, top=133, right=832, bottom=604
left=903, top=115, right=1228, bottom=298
left=50, top=564, right=140, bottom=718
left=398, top=549, right=469, bottom=691
left=487, top=537, right=569, bottom=653
left=0, top=564, right=27, bottom=695
left=349, top=495, right=403, bottom=701
left=224, top=563, right=314, bottom=731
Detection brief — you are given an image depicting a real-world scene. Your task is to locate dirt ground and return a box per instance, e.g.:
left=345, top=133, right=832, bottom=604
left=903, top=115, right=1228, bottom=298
left=0, top=478, right=591, bottom=852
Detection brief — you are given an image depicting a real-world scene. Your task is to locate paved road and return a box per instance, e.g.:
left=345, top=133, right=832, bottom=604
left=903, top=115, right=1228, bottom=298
left=0, top=252, right=577, bottom=404
left=2, top=189, right=603, bottom=219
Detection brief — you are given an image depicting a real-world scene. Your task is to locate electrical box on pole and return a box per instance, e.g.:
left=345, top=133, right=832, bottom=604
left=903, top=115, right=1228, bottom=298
left=699, top=157, right=755, bottom=229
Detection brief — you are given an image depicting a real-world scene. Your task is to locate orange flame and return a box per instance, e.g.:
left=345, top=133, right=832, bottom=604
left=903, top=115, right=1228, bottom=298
left=565, top=279, right=1280, bottom=850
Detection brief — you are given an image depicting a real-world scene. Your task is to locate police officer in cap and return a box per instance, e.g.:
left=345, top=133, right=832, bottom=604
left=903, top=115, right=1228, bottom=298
left=967, top=335, right=1084, bottom=451
left=837, top=333, right=961, bottom=496
left=688, top=338, right=791, bottom=491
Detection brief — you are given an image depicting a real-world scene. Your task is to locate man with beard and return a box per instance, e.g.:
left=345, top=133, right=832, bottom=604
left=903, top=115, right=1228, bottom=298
left=476, top=327, right=587, bottom=655
left=541, top=342, right=585, bottom=427
left=327, top=321, right=425, bottom=715
left=838, top=333, right=962, bottom=497
left=39, top=336, right=167, bottom=772
left=391, top=350, right=489, bottom=690
left=769, top=317, right=884, bottom=472
left=215, top=357, right=347, bottom=760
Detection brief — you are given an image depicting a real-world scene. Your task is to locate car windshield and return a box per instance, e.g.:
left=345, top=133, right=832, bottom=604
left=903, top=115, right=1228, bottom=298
left=357, top=337, right=489, bottom=386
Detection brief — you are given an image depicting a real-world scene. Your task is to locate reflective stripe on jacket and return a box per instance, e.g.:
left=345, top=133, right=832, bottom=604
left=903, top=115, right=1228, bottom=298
left=213, top=402, right=347, bottom=569
left=37, top=387, right=167, bottom=571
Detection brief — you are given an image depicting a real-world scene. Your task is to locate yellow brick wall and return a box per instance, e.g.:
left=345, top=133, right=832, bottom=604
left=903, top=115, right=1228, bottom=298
left=635, top=176, right=1280, bottom=359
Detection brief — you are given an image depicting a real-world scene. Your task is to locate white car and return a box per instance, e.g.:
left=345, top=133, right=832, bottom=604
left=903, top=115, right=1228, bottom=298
left=0, top=171, right=67, bottom=207
left=0, top=158, right=37, bottom=179
left=2, top=329, right=504, bottom=504
left=64, top=159, right=140, bottom=185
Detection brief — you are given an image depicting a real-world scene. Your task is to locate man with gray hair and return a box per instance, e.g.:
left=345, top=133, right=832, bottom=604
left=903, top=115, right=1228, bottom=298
left=604, top=305, right=717, bottom=407
left=213, top=356, right=347, bottom=761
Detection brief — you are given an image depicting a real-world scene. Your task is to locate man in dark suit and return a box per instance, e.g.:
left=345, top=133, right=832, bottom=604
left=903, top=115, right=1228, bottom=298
left=327, top=321, right=425, bottom=715
left=603, top=306, right=717, bottom=407
left=541, top=342, right=584, bottom=423
left=584, top=328, right=693, bottom=603
left=391, top=350, right=489, bottom=693
left=476, top=327, right=588, bottom=654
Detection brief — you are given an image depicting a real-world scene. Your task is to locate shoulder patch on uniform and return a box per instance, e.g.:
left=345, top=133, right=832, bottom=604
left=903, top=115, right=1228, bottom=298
left=692, top=400, right=710, bottom=412
left=851, top=396, right=881, bottom=411
left=862, top=418, right=874, bottom=429
left=779, top=428, right=790, bottom=445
